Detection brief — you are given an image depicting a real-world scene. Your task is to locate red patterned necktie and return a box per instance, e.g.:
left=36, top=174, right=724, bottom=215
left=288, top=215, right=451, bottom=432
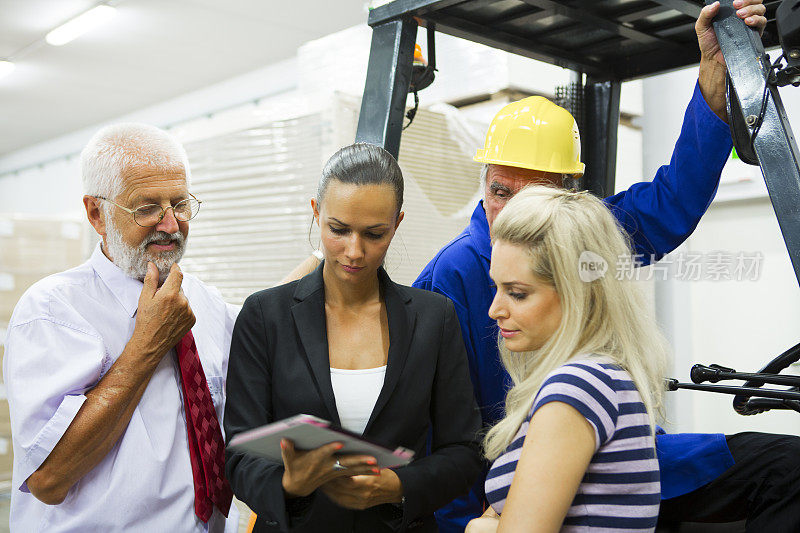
left=176, top=330, right=233, bottom=522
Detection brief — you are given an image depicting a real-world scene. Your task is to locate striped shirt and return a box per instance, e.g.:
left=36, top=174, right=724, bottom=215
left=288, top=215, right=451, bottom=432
left=485, top=358, right=660, bottom=532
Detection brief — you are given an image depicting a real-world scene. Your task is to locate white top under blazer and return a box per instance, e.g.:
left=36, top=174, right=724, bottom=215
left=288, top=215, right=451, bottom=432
left=330, top=366, right=388, bottom=434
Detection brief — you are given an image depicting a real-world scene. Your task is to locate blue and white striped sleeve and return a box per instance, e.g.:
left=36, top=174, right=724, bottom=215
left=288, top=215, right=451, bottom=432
left=530, top=363, right=619, bottom=451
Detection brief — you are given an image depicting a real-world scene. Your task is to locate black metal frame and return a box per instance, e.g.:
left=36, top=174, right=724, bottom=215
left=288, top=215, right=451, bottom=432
left=354, top=0, right=646, bottom=196
left=354, top=18, right=418, bottom=157
left=582, top=78, right=621, bottom=197
left=354, top=0, right=796, bottom=256
left=354, top=1, right=782, bottom=199
left=667, top=354, right=800, bottom=416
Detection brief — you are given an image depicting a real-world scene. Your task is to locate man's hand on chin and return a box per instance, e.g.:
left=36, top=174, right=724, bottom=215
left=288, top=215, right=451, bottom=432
left=131, top=262, right=195, bottom=361
left=697, top=0, right=767, bottom=122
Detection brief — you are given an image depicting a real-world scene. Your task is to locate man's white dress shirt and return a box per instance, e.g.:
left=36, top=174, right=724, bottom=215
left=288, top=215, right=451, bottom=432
left=3, top=245, right=240, bottom=532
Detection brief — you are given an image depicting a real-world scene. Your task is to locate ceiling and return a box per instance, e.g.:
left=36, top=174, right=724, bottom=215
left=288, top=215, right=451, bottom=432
left=0, top=0, right=369, bottom=156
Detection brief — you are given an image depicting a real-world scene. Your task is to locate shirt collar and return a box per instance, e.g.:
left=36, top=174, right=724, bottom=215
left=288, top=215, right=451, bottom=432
left=469, top=200, right=492, bottom=261
left=90, top=243, right=144, bottom=317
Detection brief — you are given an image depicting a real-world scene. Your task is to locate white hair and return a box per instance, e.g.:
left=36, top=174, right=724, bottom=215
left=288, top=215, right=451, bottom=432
left=81, top=123, right=191, bottom=200
left=480, top=163, right=489, bottom=184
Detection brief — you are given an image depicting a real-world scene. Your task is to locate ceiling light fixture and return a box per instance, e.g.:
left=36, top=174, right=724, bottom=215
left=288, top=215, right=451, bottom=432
left=0, top=60, right=15, bottom=80
left=46, top=4, right=117, bottom=47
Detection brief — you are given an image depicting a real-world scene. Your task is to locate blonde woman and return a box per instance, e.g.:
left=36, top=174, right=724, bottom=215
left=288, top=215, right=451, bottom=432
left=466, top=185, right=668, bottom=533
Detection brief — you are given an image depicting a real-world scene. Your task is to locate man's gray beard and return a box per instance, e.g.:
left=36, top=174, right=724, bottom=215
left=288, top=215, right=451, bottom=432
left=104, top=215, right=186, bottom=283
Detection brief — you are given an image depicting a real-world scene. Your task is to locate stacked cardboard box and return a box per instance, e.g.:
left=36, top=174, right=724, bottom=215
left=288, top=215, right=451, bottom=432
left=0, top=217, right=87, bottom=318
left=0, top=387, right=10, bottom=481
left=0, top=215, right=89, bottom=481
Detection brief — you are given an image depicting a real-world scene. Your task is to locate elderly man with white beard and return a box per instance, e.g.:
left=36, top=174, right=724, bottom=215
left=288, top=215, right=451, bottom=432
left=3, top=123, right=239, bottom=532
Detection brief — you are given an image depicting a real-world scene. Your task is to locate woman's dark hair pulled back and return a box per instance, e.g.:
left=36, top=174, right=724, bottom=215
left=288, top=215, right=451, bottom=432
left=317, top=143, right=404, bottom=212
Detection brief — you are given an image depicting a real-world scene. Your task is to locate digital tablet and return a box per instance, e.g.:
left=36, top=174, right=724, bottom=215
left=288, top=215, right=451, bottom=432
left=228, top=414, right=415, bottom=468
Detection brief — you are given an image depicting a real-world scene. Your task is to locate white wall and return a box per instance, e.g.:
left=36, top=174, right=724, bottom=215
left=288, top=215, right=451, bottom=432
left=0, top=157, right=83, bottom=216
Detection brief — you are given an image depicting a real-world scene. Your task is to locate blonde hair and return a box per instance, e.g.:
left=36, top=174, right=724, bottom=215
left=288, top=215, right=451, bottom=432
left=483, top=185, right=668, bottom=460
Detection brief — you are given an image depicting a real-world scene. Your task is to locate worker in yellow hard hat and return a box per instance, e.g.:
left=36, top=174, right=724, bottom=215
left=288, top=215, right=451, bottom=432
left=474, top=95, right=583, bottom=174
left=472, top=95, right=584, bottom=230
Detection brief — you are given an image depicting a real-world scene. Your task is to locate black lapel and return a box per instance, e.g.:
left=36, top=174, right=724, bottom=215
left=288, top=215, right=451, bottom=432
left=363, top=268, right=415, bottom=435
left=290, top=264, right=341, bottom=425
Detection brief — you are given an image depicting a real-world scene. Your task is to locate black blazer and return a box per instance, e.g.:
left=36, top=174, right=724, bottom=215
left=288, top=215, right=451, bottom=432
left=224, top=264, right=483, bottom=533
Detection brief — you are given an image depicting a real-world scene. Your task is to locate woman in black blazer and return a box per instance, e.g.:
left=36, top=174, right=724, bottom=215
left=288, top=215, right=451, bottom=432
left=224, top=143, right=483, bottom=532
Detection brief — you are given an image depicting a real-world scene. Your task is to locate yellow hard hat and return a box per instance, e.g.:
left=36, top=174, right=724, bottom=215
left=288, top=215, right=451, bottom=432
left=474, top=96, right=585, bottom=176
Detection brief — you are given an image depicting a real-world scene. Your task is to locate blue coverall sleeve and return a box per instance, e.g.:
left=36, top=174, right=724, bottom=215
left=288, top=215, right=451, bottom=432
left=604, top=81, right=733, bottom=266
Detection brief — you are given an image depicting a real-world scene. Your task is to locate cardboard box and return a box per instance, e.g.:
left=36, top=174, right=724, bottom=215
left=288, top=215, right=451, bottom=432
left=0, top=399, right=8, bottom=427
left=0, top=215, right=88, bottom=321
left=0, top=272, right=50, bottom=323
left=0, top=216, right=87, bottom=274
left=0, top=398, right=11, bottom=482
left=0, top=321, right=6, bottom=378
left=0, top=433, right=12, bottom=481
left=0, top=215, right=88, bottom=484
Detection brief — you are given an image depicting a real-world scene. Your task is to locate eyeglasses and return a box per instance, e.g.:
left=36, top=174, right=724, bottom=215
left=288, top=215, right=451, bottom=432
left=95, top=194, right=202, bottom=227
